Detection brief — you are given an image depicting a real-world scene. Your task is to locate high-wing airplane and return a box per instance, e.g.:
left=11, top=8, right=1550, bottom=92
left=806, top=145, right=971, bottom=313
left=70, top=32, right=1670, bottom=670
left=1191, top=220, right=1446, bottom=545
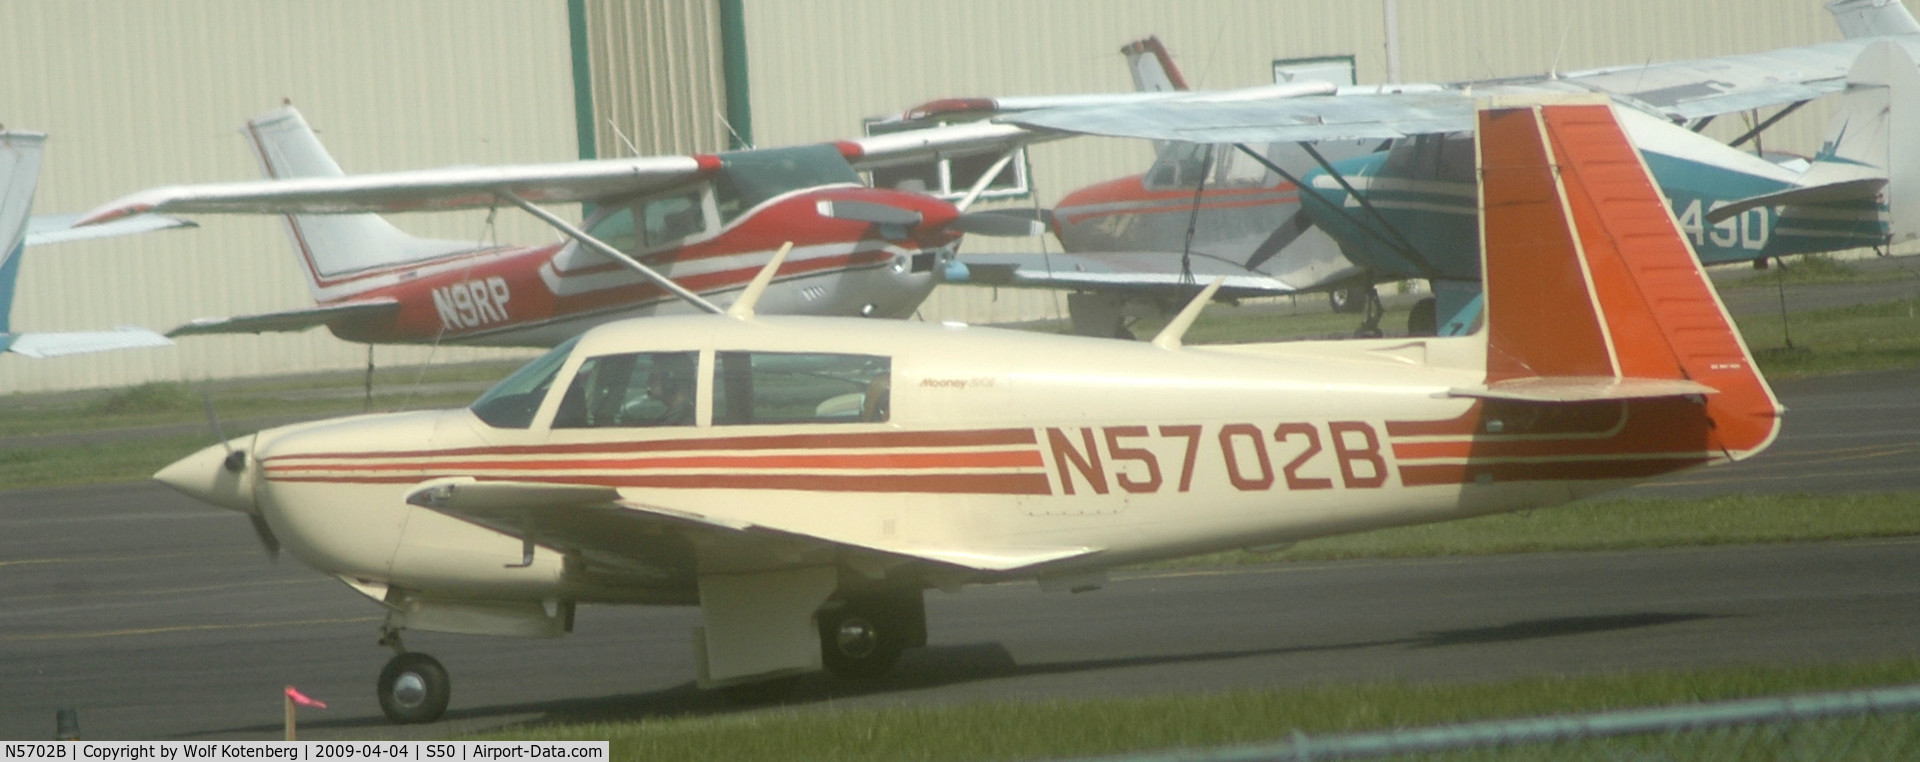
left=0, top=130, right=190, bottom=358
left=78, top=106, right=1048, bottom=348
left=887, top=0, right=1920, bottom=337
left=154, top=97, right=1777, bottom=724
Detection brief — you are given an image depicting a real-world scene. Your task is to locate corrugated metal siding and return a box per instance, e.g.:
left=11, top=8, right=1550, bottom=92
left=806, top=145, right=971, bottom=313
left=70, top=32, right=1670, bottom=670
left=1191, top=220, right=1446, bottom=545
left=739, top=0, right=1860, bottom=324
left=0, top=2, right=576, bottom=394
left=584, top=0, right=732, bottom=158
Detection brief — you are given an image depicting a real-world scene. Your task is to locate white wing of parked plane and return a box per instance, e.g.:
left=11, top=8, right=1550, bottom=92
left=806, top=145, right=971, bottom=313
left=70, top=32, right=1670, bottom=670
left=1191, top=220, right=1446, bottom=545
left=77, top=121, right=1049, bottom=224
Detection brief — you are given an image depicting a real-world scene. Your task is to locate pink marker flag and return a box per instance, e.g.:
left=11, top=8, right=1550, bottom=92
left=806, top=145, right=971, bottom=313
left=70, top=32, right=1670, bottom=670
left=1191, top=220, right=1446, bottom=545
left=285, top=686, right=328, bottom=710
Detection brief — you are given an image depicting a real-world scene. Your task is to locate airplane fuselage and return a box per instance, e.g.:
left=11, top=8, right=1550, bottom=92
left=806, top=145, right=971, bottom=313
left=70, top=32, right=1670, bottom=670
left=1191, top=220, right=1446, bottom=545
left=318, top=186, right=961, bottom=347
left=172, top=315, right=1770, bottom=606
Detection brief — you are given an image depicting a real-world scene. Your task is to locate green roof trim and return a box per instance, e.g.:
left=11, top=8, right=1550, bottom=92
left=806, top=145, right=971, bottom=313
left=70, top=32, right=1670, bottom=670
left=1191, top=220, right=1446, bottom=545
left=719, top=0, right=753, bottom=149
left=567, top=0, right=597, bottom=160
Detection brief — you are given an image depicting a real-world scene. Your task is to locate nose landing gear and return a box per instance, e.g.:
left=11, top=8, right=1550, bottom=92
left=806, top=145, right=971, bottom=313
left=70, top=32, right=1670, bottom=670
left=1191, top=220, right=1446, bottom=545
left=376, top=629, right=450, bottom=724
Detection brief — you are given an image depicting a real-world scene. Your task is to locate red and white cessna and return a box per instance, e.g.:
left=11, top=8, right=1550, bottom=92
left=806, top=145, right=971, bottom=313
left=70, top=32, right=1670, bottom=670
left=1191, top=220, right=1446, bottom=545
left=154, top=97, right=1779, bottom=724
left=79, top=107, right=1046, bottom=346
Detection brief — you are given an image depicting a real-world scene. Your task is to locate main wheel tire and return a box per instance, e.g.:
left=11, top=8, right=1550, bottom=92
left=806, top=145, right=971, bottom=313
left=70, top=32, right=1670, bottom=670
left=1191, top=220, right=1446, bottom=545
left=377, top=652, right=451, bottom=724
left=819, top=608, right=904, bottom=680
left=1407, top=297, right=1438, bottom=337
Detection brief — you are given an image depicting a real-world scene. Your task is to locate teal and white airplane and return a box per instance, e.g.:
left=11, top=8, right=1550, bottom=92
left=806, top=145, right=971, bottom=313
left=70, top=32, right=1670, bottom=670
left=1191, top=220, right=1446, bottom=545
left=0, top=130, right=190, bottom=358
left=887, top=0, right=1920, bottom=337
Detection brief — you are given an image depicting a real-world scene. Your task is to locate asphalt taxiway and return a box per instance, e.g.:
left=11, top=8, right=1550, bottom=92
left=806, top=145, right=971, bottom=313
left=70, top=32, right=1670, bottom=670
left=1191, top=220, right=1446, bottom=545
left=3, top=368, right=1920, bottom=740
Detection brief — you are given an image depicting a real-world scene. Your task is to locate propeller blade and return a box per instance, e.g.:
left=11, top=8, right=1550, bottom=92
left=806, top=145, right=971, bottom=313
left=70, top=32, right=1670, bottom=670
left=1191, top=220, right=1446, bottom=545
left=947, top=209, right=1051, bottom=237
left=816, top=199, right=923, bottom=227
left=248, top=513, right=282, bottom=562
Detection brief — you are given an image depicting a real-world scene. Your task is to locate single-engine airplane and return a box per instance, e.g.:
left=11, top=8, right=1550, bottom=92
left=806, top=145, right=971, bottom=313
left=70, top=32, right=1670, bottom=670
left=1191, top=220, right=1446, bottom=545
left=886, top=0, right=1920, bottom=337
left=1, top=129, right=190, bottom=358
left=78, top=106, right=1050, bottom=348
left=155, top=97, right=1778, bottom=724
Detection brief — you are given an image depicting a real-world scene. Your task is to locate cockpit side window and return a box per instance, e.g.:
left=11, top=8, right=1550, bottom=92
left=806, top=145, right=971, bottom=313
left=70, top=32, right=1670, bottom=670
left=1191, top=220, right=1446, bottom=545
left=583, top=207, right=638, bottom=254
left=712, top=352, right=890, bottom=425
left=641, top=192, right=708, bottom=248
left=470, top=336, right=581, bottom=429
left=551, top=351, right=699, bottom=428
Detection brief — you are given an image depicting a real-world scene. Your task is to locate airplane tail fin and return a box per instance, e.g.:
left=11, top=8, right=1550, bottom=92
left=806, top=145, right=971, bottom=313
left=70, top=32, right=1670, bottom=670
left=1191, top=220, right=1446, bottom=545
left=1707, top=40, right=1920, bottom=250
left=1826, top=0, right=1920, bottom=39
left=0, top=131, right=44, bottom=342
left=1120, top=36, right=1188, bottom=93
left=1465, top=97, right=1781, bottom=461
left=245, top=107, right=476, bottom=301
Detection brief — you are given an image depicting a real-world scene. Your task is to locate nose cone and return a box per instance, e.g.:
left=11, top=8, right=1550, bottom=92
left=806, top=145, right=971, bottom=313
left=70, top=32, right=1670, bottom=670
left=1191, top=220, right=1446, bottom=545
left=155, top=438, right=257, bottom=514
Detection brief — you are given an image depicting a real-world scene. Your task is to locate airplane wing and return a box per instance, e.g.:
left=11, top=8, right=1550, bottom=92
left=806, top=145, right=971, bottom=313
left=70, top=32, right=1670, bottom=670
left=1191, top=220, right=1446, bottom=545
left=403, top=477, right=1102, bottom=574
left=954, top=250, right=1355, bottom=300
left=1482, top=38, right=1907, bottom=122
left=167, top=298, right=400, bottom=337
left=77, top=155, right=718, bottom=224
left=2, top=327, right=171, bottom=358
left=78, top=122, right=1056, bottom=225
left=1006, top=90, right=1475, bottom=144
left=1448, top=377, right=1719, bottom=403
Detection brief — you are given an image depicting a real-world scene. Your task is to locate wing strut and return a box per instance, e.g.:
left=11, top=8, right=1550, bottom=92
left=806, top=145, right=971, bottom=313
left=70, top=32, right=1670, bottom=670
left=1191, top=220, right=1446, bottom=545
left=1728, top=101, right=1808, bottom=150
left=498, top=191, right=724, bottom=315
left=1230, top=142, right=1441, bottom=279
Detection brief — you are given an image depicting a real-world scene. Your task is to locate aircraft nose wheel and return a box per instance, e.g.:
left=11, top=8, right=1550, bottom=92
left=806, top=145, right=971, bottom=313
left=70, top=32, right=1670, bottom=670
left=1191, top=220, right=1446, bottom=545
left=377, top=652, right=451, bottom=724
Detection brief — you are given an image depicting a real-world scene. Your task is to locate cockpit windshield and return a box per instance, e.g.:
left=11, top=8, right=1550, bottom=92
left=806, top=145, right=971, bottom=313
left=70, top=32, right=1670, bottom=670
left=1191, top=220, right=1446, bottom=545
left=469, top=336, right=580, bottom=429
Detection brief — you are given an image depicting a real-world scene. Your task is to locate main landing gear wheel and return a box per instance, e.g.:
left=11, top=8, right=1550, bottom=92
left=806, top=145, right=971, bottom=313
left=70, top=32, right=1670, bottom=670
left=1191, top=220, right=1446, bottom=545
left=818, top=590, right=924, bottom=680
left=377, top=652, right=451, bottom=724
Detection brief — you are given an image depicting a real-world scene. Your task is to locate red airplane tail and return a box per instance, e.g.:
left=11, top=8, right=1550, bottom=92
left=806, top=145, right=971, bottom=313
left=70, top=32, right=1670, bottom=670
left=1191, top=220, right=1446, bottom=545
left=1465, top=97, right=1781, bottom=461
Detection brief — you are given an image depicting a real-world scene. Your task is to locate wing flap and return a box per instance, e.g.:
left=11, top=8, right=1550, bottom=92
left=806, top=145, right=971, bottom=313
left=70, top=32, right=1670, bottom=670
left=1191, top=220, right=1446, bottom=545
left=167, top=298, right=400, bottom=336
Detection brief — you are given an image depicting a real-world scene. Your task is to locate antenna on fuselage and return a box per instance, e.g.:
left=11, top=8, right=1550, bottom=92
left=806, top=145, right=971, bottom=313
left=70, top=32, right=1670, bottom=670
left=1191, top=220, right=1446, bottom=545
left=1150, top=277, right=1224, bottom=350
left=726, top=241, right=793, bottom=319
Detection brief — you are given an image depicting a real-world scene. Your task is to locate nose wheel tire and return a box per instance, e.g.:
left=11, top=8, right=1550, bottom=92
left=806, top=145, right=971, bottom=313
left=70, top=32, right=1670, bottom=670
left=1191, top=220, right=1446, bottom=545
left=377, top=652, right=451, bottom=724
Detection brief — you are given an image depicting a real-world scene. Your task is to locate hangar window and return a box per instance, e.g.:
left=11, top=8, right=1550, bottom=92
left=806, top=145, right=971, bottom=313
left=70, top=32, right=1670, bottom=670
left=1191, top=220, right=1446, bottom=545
left=712, top=352, right=890, bottom=425
left=551, top=351, right=700, bottom=428
left=470, top=336, right=581, bottom=429
left=861, top=119, right=1029, bottom=201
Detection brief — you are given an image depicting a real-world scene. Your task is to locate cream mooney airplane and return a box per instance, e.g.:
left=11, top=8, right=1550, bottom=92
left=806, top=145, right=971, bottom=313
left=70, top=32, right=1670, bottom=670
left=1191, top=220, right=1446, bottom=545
left=155, top=97, right=1781, bottom=724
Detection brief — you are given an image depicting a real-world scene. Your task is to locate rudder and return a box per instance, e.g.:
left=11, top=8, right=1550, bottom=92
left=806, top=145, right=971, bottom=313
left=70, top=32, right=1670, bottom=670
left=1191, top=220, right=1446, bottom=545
left=1474, top=98, right=1781, bottom=460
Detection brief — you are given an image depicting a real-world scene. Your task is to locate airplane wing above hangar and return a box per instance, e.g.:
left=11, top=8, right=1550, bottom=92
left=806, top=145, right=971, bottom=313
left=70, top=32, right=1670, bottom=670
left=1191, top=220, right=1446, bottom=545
left=402, top=477, right=1103, bottom=575
left=77, top=121, right=1052, bottom=224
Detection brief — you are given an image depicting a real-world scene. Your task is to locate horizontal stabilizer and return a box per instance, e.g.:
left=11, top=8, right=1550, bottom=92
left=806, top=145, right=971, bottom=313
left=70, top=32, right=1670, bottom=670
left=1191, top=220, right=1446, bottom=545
left=4, top=327, right=172, bottom=358
left=1449, top=376, right=1718, bottom=403
left=25, top=212, right=195, bottom=247
left=167, top=298, right=399, bottom=337
left=1705, top=177, right=1887, bottom=224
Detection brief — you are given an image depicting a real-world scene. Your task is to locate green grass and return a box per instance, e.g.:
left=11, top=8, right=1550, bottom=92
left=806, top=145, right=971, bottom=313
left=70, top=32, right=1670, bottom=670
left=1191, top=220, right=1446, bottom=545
left=1736, top=298, right=1920, bottom=378
left=1166, top=493, right=1920, bottom=567
left=464, top=660, right=1920, bottom=761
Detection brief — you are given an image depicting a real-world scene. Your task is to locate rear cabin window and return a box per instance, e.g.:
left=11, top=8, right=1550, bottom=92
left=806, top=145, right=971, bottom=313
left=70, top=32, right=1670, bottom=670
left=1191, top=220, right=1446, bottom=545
left=551, top=351, right=699, bottom=428
left=712, top=352, right=890, bottom=425
left=470, top=337, right=580, bottom=429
